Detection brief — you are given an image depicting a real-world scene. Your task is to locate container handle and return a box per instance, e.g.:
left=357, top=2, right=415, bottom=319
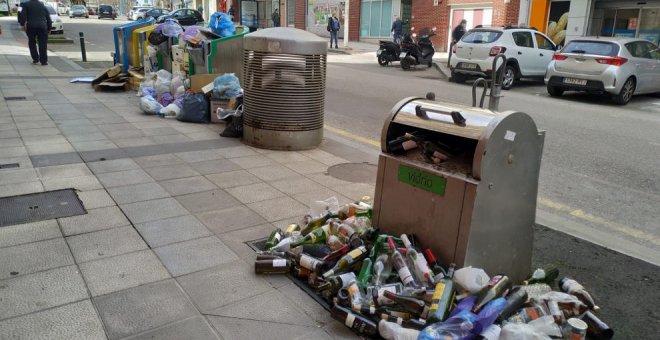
left=415, top=105, right=466, bottom=127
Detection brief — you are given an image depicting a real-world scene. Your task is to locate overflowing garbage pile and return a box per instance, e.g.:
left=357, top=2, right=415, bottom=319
left=254, top=197, right=614, bottom=340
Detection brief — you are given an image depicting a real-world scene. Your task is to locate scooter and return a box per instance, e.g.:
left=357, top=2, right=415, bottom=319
left=400, top=27, right=436, bottom=70
left=377, top=40, right=403, bottom=66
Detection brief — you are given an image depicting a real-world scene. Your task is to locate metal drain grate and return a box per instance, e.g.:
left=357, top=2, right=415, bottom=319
left=4, top=96, right=27, bottom=101
left=0, top=189, right=87, bottom=227
left=0, top=163, right=20, bottom=169
left=246, top=238, right=332, bottom=311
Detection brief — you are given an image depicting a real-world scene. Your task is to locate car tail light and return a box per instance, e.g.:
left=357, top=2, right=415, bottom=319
left=595, top=56, right=628, bottom=66
left=489, top=46, right=507, bottom=56
left=552, top=53, right=568, bottom=61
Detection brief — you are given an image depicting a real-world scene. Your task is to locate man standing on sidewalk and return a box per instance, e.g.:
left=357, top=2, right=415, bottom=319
left=391, top=16, right=405, bottom=44
left=448, top=19, right=467, bottom=67
left=271, top=9, right=280, bottom=27
left=18, top=0, right=51, bottom=65
left=327, top=13, right=340, bottom=49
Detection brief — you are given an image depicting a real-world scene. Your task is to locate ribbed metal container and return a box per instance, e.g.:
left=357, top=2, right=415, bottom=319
left=242, top=28, right=327, bottom=150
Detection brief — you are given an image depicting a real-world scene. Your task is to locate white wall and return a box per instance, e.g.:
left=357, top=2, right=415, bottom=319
left=565, top=0, right=592, bottom=43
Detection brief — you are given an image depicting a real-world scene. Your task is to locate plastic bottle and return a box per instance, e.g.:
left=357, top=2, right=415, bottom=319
left=378, top=320, right=420, bottom=340
left=372, top=253, right=392, bottom=286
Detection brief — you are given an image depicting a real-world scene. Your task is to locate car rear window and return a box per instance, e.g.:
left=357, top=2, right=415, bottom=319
left=562, top=41, right=619, bottom=56
left=461, top=30, right=502, bottom=44
left=100, top=6, right=112, bottom=11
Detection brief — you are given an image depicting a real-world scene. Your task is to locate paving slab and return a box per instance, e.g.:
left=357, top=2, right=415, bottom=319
left=0, top=181, right=44, bottom=198
left=154, top=236, right=238, bottom=277
left=247, top=196, right=310, bottom=222
left=0, top=238, right=74, bottom=280
left=247, top=164, right=301, bottom=182
left=36, top=163, right=92, bottom=180
left=228, top=154, right=277, bottom=169
left=225, top=182, right=286, bottom=204
left=305, top=172, right=353, bottom=189
left=0, top=220, right=62, bottom=249
left=278, top=282, right=335, bottom=326
left=96, top=169, right=154, bottom=188
left=206, top=315, right=317, bottom=340
left=292, top=188, right=354, bottom=208
left=205, top=169, right=262, bottom=189
left=87, top=158, right=141, bottom=174
left=72, top=140, right=119, bottom=152
left=42, top=175, right=103, bottom=192
left=284, top=159, right=330, bottom=175
left=0, top=168, right=38, bottom=185
left=322, top=320, right=362, bottom=340
left=29, top=152, right=83, bottom=167
left=93, top=279, right=198, bottom=340
left=133, top=154, right=183, bottom=168
left=143, top=163, right=200, bottom=181
left=120, top=198, right=188, bottom=224
left=0, top=300, right=106, bottom=340
left=176, top=260, right=272, bottom=312
left=79, top=149, right=129, bottom=163
left=270, top=176, right=326, bottom=195
left=0, top=265, right=88, bottom=320
left=333, top=183, right=376, bottom=201
left=65, top=132, right=108, bottom=142
left=26, top=143, right=75, bottom=156
left=66, top=226, right=148, bottom=263
left=159, top=176, right=217, bottom=196
left=263, top=151, right=314, bottom=164
left=215, top=145, right=258, bottom=158
left=195, top=205, right=267, bottom=234
left=107, top=182, right=170, bottom=205
left=174, top=189, right=240, bottom=214
left=217, top=224, right=276, bottom=260
left=135, top=215, right=212, bottom=248
left=80, top=250, right=171, bottom=297
left=123, top=316, right=220, bottom=340
left=77, top=189, right=116, bottom=210
left=59, top=206, right=130, bottom=236
left=207, top=289, right=318, bottom=326
left=21, top=134, right=68, bottom=146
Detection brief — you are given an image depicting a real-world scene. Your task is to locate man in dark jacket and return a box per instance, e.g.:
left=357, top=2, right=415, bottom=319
left=327, top=13, right=340, bottom=49
left=391, top=16, right=405, bottom=44
left=452, top=19, right=467, bottom=43
left=18, top=0, right=52, bottom=65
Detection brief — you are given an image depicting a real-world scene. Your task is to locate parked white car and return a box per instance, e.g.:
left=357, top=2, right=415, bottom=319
left=45, top=5, right=63, bottom=34
left=545, top=37, right=660, bottom=105
left=450, top=26, right=557, bottom=89
left=129, top=6, right=152, bottom=21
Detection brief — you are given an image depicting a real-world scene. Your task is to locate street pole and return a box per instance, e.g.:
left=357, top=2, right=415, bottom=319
left=342, top=0, right=348, bottom=47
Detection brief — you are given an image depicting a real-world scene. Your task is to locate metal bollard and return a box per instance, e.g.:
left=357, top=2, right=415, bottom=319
left=79, top=32, right=87, bottom=62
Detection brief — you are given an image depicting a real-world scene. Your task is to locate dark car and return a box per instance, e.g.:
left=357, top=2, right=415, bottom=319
left=144, top=8, right=169, bottom=21
left=156, top=9, right=203, bottom=26
left=98, top=5, right=115, bottom=19
left=69, top=4, right=88, bottom=18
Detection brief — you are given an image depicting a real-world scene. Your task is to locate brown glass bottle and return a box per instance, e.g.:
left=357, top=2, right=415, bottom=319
left=254, top=258, right=290, bottom=274
left=559, top=277, right=600, bottom=312
left=330, top=305, right=378, bottom=337
left=495, top=286, right=528, bottom=323
left=383, top=290, right=429, bottom=318
left=580, top=311, right=614, bottom=340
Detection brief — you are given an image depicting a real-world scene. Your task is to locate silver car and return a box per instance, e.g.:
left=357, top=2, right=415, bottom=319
left=545, top=37, right=660, bottom=105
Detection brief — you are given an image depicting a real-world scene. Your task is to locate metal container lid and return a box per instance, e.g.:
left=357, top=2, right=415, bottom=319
left=244, top=27, right=328, bottom=55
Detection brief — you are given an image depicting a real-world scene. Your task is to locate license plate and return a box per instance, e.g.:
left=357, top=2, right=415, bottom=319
left=461, top=63, right=477, bottom=69
left=399, top=52, right=407, bottom=58
left=563, top=77, right=587, bottom=85
left=377, top=50, right=382, bottom=55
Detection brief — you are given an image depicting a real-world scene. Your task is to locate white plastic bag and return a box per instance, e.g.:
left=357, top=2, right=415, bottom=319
left=174, top=85, right=185, bottom=97
left=170, top=71, right=185, bottom=93
left=159, top=103, right=181, bottom=117
left=453, top=267, right=490, bottom=294
left=500, top=316, right=560, bottom=340
left=155, top=78, right=171, bottom=96
left=140, top=95, right=162, bottom=115
left=155, top=69, right=172, bottom=81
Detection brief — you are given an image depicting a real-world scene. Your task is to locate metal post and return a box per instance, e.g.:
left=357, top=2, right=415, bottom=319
left=343, top=0, right=349, bottom=47
left=79, top=32, right=87, bottom=62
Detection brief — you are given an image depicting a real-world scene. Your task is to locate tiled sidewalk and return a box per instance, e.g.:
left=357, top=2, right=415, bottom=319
left=0, top=19, right=367, bottom=340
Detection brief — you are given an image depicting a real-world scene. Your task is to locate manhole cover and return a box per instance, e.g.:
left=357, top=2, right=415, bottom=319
left=0, top=189, right=87, bottom=227
left=326, top=163, right=377, bottom=184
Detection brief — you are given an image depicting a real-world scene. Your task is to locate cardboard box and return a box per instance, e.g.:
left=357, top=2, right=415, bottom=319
left=190, top=74, right=221, bottom=92
left=210, top=98, right=237, bottom=123
left=172, top=45, right=186, bottom=63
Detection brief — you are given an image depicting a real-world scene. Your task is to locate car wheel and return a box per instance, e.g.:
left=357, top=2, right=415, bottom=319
left=401, top=57, right=412, bottom=70
left=427, top=61, right=433, bottom=68
left=377, top=55, right=389, bottom=66
left=501, top=65, right=516, bottom=90
left=612, top=77, right=635, bottom=105
left=451, top=71, right=466, bottom=83
left=547, top=84, right=564, bottom=97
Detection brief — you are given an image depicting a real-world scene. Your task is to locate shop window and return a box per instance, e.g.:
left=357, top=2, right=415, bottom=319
left=535, top=33, right=555, bottom=50
left=512, top=32, right=533, bottom=48
left=639, top=8, right=660, bottom=45
left=359, top=0, right=393, bottom=38
left=286, top=0, right=295, bottom=27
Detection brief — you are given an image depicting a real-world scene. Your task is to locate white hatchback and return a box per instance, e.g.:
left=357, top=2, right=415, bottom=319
left=45, top=5, right=63, bottom=34
left=450, top=26, right=557, bottom=89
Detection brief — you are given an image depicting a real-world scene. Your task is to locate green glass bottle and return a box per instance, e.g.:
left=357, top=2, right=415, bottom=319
left=357, top=258, right=373, bottom=289
left=264, top=228, right=283, bottom=250
left=523, top=264, right=559, bottom=285
left=322, top=245, right=368, bottom=278
left=290, top=223, right=333, bottom=248
left=426, top=263, right=456, bottom=323
left=300, top=212, right=335, bottom=236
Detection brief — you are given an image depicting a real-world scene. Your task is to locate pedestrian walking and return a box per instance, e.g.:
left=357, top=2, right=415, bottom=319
left=448, top=19, right=467, bottom=67
left=391, top=15, right=405, bottom=44
left=18, top=0, right=51, bottom=65
left=327, top=13, right=340, bottom=49
left=271, top=9, right=280, bottom=27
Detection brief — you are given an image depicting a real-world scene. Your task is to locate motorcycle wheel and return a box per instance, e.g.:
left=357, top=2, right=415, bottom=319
left=377, top=55, right=389, bottom=66
left=401, top=57, right=412, bottom=70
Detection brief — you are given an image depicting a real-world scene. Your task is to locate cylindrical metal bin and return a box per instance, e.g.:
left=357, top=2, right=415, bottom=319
left=241, top=28, right=327, bottom=150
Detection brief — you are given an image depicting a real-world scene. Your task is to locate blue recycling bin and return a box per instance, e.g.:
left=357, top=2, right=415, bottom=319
left=113, top=18, right=155, bottom=72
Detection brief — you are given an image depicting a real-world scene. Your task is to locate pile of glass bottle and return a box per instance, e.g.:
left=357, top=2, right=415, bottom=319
left=254, top=197, right=613, bottom=340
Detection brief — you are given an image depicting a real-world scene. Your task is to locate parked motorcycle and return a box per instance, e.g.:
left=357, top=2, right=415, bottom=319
left=377, top=40, right=405, bottom=66
left=400, top=27, right=437, bottom=70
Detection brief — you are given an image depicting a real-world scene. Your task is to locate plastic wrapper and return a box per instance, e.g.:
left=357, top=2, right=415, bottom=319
left=212, top=73, right=242, bottom=99
left=159, top=103, right=181, bottom=117
left=418, top=310, right=477, bottom=340
left=156, top=69, right=172, bottom=81
left=378, top=320, right=419, bottom=340
left=157, top=92, right=174, bottom=107
left=142, top=87, right=156, bottom=99
left=162, top=19, right=183, bottom=37
left=170, top=72, right=185, bottom=93
left=500, top=316, right=561, bottom=340
left=453, top=267, right=490, bottom=294
left=140, top=95, right=162, bottom=115
left=209, top=12, right=235, bottom=37
left=176, top=92, right=209, bottom=123
left=449, top=296, right=477, bottom=319
left=475, top=297, right=506, bottom=333
left=182, top=25, right=204, bottom=43
left=537, top=291, right=582, bottom=304
left=310, top=197, right=339, bottom=219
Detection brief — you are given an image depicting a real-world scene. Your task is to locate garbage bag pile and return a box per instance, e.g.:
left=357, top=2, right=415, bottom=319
left=254, top=197, right=614, bottom=340
left=138, top=69, right=188, bottom=118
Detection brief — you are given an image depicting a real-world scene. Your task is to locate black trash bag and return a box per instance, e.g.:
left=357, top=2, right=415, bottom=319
left=149, top=30, right=168, bottom=46
left=176, top=92, right=209, bottom=123
left=220, top=114, right=243, bottom=138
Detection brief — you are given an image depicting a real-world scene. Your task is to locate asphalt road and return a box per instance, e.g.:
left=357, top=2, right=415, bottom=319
left=324, top=53, right=660, bottom=266
left=45, top=19, right=660, bottom=266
